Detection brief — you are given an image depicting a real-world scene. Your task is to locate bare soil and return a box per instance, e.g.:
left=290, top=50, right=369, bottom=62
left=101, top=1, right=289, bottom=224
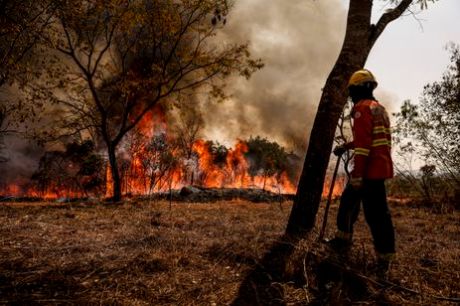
left=0, top=199, right=458, bottom=305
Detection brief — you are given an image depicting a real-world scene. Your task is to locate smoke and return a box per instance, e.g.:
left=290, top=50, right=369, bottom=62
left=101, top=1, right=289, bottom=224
left=202, top=0, right=346, bottom=152
left=0, top=0, right=348, bottom=191
left=374, top=88, right=400, bottom=115
left=0, top=85, right=45, bottom=187
left=0, top=135, right=43, bottom=183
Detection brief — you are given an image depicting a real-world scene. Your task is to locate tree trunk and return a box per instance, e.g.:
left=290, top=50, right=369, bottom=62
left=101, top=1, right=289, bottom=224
left=286, top=0, right=413, bottom=237
left=108, top=144, right=122, bottom=202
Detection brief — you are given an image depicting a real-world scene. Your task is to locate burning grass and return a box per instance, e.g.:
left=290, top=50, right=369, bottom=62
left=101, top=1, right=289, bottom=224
left=0, top=199, right=458, bottom=305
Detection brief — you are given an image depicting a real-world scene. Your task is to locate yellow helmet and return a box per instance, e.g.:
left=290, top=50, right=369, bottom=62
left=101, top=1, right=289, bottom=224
left=348, top=69, right=378, bottom=89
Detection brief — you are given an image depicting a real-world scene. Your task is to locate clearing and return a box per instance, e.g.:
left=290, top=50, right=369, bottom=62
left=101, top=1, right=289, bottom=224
left=0, top=199, right=458, bottom=305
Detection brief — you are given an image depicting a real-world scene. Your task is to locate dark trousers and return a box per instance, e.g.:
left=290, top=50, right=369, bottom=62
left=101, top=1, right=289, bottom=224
left=337, top=179, right=395, bottom=255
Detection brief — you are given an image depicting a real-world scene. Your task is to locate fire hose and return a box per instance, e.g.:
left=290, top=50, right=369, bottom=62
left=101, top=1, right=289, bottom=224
left=318, top=155, right=341, bottom=241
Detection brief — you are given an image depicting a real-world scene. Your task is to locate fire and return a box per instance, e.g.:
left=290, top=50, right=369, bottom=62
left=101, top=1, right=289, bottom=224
left=1, top=105, right=345, bottom=200
left=0, top=181, right=84, bottom=200
left=105, top=164, right=114, bottom=198
left=322, top=176, right=345, bottom=199
left=192, top=139, right=250, bottom=189
left=114, top=137, right=298, bottom=195
left=136, top=104, right=167, bottom=138
left=106, top=105, right=303, bottom=195
left=189, top=139, right=297, bottom=193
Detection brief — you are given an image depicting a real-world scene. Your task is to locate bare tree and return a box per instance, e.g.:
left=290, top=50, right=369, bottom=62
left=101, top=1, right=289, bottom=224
left=144, top=133, right=179, bottom=194
left=172, top=98, right=205, bottom=185
left=335, top=99, right=354, bottom=179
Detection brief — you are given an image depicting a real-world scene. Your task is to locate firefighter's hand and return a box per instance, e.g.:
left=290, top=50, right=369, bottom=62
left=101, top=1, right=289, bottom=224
left=333, top=145, right=347, bottom=157
left=350, top=177, right=363, bottom=190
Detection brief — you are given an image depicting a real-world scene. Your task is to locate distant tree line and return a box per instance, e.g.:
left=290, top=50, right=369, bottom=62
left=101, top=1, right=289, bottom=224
left=393, top=44, right=460, bottom=211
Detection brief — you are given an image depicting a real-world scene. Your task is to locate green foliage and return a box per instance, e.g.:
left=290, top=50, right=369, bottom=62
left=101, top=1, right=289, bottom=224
left=245, top=136, right=289, bottom=178
left=394, top=44, right=460, bottom=194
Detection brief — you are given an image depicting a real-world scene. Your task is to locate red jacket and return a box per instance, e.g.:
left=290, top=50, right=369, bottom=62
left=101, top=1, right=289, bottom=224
left=345, top=99, right=393, bottom=180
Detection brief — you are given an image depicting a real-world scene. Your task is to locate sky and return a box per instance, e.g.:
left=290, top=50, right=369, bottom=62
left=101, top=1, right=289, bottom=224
left=365, top=0, right=460, bottom=111
left=202, top=0, right=460, bottom=149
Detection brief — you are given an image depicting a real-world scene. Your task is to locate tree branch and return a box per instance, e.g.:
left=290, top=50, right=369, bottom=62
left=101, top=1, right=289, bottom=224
left=369, top=0, right=413, bottom=48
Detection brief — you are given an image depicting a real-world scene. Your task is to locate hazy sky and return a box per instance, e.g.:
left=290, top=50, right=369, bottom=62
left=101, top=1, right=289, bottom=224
left=202, top=0, right=460, bottom=148
left=365, top=0, right=460, bottom=110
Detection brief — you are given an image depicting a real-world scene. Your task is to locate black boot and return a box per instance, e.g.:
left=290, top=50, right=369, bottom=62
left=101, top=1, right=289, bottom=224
left=326, top=237, right=352, bottom=253
left=375, top=259, right=390, bottom=280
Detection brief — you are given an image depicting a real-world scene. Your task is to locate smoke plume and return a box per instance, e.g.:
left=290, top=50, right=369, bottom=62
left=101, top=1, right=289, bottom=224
left=1, top=0, right=348, bottom=191
left=202, top=0, right=346, bottom=152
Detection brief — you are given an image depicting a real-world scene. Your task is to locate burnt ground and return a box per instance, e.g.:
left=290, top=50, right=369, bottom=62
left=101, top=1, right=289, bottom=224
left=0, top=198, right=458, bottom=305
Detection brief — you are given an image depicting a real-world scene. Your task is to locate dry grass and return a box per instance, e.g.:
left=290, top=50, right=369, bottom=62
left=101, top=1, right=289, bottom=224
left=0, top=198, right=458, bottom=305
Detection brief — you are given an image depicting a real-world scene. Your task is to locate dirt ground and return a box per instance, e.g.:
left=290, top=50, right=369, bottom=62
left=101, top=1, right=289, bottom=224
left=0, top=199, right=458, bottom=305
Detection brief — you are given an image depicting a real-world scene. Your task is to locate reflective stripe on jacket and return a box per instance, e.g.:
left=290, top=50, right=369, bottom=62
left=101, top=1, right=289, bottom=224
left=346, top=99, right=393, bottom=179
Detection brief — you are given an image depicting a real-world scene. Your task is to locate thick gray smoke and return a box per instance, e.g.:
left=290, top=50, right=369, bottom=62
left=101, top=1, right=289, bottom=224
left=203, top=0, right=346, bottom=152
left=0, top=86, right=46, bottom=188
left=0, top=135, right=43, bottom=181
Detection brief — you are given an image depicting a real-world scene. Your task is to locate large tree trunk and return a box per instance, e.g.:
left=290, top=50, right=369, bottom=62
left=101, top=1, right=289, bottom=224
left=286, top=0, right=413, bottom=237
left=107, top=144, right=122, bottom=202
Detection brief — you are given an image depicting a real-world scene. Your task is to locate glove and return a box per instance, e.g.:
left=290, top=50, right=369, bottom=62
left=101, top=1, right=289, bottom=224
left=350, top=177, right=363, bottom=190
left=333, top=145, right=347, bottom=157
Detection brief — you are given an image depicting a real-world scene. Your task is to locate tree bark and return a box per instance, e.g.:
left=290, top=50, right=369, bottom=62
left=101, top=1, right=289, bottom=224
left=286, top=0, right=413, bottom=237
left=108, top=143, right=122, bottom=202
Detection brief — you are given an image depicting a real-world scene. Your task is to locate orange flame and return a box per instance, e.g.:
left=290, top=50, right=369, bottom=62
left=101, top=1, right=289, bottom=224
left=1, top=106, right=345, bottom=200
left=322, top=176, right=345, bottom=199
left=105, top=164, right=114, bottom=198
left=0, top=181, right=85, bottom=200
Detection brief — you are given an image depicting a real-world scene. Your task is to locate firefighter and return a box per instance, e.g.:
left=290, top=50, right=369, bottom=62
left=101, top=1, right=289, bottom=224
left=330, top=69, right=395, bottom=276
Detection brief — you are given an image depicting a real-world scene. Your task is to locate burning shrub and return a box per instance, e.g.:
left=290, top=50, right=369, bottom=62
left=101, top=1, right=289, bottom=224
left=246, top=137, right=289, bottom=174
left=143, top=133, right=179, bottom=192
left=106, top=129, right=299, bottom=195
left=119, top=132, right=180, bottom=195
left=245, top=136, right=292, bottom=190
left=205, top=141, right=229, bottom=166
left=31, top=140, right=104, bottom=198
